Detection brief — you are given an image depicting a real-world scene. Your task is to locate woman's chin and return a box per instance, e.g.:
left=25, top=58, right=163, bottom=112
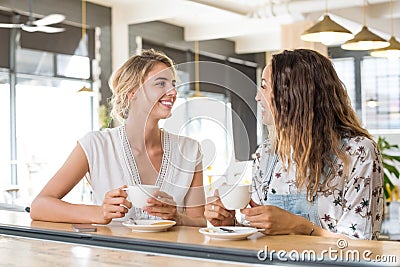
left=152, top=111, right=172, bottom=120
left=262, top=119, right=275, bottom=127
left=149, top=106, right=173, bottom=120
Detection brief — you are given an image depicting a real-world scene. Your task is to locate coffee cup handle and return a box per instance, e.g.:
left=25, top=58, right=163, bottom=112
left=122, top=187, right=129, bottom=195
left=121, top=188, right=130, bottom=201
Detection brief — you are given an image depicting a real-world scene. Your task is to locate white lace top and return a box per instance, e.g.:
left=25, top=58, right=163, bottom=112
left=252, top=136, right=384, bottom=240
left=78, top=125, right=202, bottom=220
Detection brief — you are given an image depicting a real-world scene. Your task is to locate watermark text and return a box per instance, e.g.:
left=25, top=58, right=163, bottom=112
left=257, top=239, right=398, bottom=263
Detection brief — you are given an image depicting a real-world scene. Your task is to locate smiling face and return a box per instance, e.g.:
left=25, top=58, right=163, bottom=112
left=130, top=62, right=177, bottom=120
left=255, top=64, right=274, bottom=126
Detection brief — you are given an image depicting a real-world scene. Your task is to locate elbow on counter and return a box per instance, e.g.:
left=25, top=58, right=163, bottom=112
left=29, top=197, right=45, bottom=221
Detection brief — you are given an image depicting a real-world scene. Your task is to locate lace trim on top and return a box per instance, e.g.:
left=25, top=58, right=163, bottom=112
left=118, top=125, right=171, bottom=219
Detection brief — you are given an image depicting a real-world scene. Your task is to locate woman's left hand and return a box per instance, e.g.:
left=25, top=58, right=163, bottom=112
left=143, top=191, right=177, bottom=220
left=241, top=199, right=309, bottom=235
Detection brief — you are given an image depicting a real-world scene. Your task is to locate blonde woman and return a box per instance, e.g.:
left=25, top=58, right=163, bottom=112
left=205, top=49, right=384, bottom=239
left=31, top=49, right=206, bottom=226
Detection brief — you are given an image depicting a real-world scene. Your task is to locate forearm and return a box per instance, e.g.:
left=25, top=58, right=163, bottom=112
left=294, top=217, right=349, bottom=239
left=30, top=196, right=105, bottom=224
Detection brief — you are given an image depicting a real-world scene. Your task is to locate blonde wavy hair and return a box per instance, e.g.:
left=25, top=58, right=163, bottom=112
left=109, top=49, right=176, bottom=122
left=270, top=49, right=372, bottom=200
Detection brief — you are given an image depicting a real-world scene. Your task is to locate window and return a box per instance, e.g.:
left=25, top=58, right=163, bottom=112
left=0, top=70, right=11, bottom=203
left=15, top=77, right=93, bottom=205
left=332, top=57, right=356, bottom=109
left=16, top=49, right=54, bottom=76
left=2, top=47, right=96, bottom=207
left=57, top=54, right=91, bottom=79
left=361, top=57, right=400, bottom=130
left=331, top=48, right=400, bottom=133
left=159, top=70, right=235, bottom=195
left=161, top=93, right=235, bottom=197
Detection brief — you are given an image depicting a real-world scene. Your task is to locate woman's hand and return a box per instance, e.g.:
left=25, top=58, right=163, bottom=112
left=241, top=199, right=311, bottom=235
left=204, top=190, right=235, bottom=226
left=143, top=191, right=177, bottom=220
left=100, top=185, right=132, bottom=224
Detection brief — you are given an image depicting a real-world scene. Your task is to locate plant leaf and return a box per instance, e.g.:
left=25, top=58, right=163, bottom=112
left=376, top=136, right=399, bottom=200
left=383, top=162, right=400, bottom=178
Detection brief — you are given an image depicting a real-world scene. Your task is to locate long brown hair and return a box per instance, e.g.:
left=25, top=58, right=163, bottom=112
left=270, top=49, right=371, bottom=199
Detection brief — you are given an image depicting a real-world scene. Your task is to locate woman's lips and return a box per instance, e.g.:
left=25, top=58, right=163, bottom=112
left=159, top=99, right=173, bottom=109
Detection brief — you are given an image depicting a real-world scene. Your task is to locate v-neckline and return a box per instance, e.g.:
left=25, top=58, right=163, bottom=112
left=119, top=125, right=170, bottom=187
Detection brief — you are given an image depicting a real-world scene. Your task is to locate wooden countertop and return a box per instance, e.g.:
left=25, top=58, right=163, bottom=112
left=0, top=210, right=399, bottom=266
left=0, top=235, right=249, bottom=267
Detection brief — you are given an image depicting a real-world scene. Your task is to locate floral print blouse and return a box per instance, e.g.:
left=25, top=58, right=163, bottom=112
left=252, top=136, right=384, bottom=240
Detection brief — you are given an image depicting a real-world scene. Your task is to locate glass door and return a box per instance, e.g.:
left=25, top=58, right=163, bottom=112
left=15, top=76, right=94, bottom=206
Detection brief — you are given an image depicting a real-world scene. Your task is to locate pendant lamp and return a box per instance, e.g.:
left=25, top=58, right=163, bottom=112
left=366, top=99, right=378, bottom=108
left=301, top=0, right=353, bottom=45
left=77, top=86, right=93, bottom=93
left=341, top=0, right=389, bottom=51
left=189, top=40, right=205, bottom=98
left=370, top=36, right=400, bottom=58
left=370, top=0, right=400, bottom=59
left=77, top=0, right=93, bottom=93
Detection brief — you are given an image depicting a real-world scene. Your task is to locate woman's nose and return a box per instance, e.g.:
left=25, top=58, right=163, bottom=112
left=255, top=90, right=261, bottom=102
left=166, top=87, right=177, bottom=97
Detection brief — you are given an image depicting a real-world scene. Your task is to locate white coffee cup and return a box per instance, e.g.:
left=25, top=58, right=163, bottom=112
left=219, top=184, right=251, bottom=210
left=124, top=185, right=160, bottom=209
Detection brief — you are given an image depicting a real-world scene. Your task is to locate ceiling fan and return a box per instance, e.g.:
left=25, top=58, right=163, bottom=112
left=0, top=0, right=65, bottom=33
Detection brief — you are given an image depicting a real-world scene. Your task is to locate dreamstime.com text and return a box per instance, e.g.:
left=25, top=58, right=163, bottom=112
left=257, top=239, right=398, bottom=263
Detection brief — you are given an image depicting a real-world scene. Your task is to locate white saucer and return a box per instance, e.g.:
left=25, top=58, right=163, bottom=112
left=122, top=220, right=176, bottom=232
left=199, top=226, right=259, bottom=240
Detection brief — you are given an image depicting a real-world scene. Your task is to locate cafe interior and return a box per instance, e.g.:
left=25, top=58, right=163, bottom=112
left=0, top=0, right=400, bottom=266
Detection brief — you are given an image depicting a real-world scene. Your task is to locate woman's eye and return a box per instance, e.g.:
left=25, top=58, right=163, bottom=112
left=157, top=81, right=166, bottom=87
left=261, top=83, right=266, bottom=89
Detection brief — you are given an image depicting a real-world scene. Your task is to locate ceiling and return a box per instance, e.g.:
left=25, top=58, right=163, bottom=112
left=88, top=0, right=400, bottom=54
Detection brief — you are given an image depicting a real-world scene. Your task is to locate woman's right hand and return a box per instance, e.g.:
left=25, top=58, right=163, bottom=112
left=204, top=190, right=235, bottom=226
left=100, top=185, right=132, bottom=224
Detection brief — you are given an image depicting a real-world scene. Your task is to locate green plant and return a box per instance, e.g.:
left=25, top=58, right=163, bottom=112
left=98, top=104, right=112, bottom=129
left=377, top=137, right=400, bottom=200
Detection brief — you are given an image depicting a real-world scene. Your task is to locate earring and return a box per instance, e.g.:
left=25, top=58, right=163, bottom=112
left=123, top=105, right=129, bottom=119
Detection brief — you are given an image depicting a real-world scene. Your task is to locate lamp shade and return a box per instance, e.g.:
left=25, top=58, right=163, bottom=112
left=300, top=15, right=354, bottom=45
left=341, top=26, right=390, bottom=50
left=77, top=85, right=93, bottom=93
left=370, top=36, right=400, bottom=59
left=366, top=99, right=378, bottom=108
